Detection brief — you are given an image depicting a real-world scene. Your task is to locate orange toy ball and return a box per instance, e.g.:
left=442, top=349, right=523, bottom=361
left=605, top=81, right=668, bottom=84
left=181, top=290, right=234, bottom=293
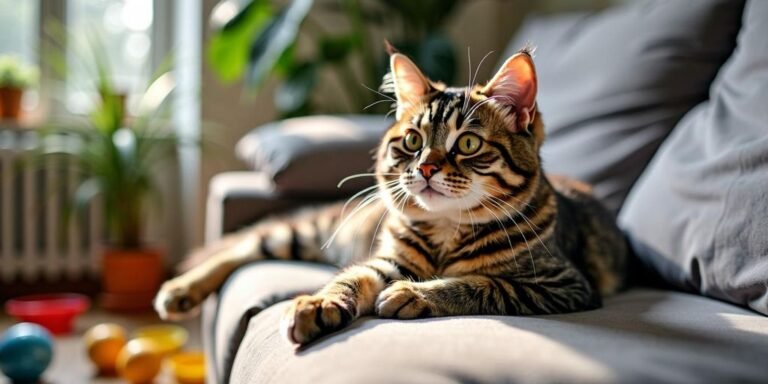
left=116, top=338, right=163, bottom=384
left=83, top=323, right=127, bottom=375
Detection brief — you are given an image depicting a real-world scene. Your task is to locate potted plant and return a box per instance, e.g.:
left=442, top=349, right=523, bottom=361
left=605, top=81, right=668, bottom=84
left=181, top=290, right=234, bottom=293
left=0, top=55, right=39, bottom=120
left=37, top=53, right=183, bottom=311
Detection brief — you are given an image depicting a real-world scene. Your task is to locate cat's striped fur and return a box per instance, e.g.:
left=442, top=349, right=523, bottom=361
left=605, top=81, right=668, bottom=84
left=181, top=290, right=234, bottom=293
left=155, top=48, right=629, bottom=345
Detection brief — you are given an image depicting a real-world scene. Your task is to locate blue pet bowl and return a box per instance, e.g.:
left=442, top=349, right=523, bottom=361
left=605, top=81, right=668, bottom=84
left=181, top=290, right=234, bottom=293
left=0, top=323, right=53, bottom=383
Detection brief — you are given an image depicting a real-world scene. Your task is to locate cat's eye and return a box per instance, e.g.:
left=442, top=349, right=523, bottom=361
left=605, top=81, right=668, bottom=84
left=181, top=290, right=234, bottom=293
left=403, top=131, right=423, bottom=152
left=456, top=133, right=482, bottom=155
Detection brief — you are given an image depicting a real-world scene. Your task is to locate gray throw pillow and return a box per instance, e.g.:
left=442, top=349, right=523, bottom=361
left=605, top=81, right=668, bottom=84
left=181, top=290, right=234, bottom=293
left=619, top=0, right=768, bottom=315
left=507, top=0, right=745, bottom=214
left=236, top=115, right=391, bottom=196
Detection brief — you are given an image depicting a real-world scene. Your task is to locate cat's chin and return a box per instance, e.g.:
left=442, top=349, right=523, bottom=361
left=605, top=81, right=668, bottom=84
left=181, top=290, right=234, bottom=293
left=413, top=192, right=471, bottom=215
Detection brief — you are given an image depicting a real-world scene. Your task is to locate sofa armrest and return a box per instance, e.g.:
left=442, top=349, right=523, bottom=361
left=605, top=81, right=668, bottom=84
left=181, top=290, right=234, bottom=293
left=203, top=261, right=337, bottom=384
left=205, top=171, right=341, bottom=242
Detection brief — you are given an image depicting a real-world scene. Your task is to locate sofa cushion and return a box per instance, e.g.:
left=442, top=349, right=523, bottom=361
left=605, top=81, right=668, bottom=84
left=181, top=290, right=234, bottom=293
left=506, top=0, right=744, bottom=214
left=236, top=115, right=391, bottom=196
left=207, top=262, right=768, bottom=384
left=619, top=0, right=768, bottom=316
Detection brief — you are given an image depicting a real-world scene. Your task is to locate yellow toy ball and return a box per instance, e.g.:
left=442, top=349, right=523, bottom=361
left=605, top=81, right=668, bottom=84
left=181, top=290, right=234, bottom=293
left=83, top=323, right=127, bottom=375
left=168, top=351, right=206, bottom=384
left=133, top=324, right=188, bottom=357
left=116, top=338, right=163, bottom=384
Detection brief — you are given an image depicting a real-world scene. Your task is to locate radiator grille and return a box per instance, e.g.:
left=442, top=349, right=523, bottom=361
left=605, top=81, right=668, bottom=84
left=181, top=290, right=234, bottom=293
left=0, top=128, right=102, bottom=283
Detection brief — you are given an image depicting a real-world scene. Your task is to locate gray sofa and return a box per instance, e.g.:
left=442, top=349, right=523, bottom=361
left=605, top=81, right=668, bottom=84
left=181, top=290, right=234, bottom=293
left=200, top=1, right=768, bottom=382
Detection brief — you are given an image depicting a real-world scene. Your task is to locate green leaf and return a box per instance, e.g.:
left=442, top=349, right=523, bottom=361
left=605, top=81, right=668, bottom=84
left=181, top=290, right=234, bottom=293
left=273, top=43, right=296, bottom=76
left=274, top=61, right=316, bottom=114
left=207, top=0, right=274, bottom=83
left=246, top=0, right=314, bottom=88
left=319, top=35, right=358, bottom=63
left=212, top=0, right=260, bottom=31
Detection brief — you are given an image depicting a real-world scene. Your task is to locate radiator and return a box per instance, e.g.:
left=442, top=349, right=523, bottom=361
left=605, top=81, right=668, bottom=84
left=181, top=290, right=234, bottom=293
left=0, top=128, right=102, bottom=283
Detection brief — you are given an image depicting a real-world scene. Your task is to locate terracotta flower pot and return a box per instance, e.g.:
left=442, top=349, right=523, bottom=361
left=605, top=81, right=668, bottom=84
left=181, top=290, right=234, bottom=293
left=0, top=87, right=23, bottom=120
left=101, top=247, right=164, bottom=312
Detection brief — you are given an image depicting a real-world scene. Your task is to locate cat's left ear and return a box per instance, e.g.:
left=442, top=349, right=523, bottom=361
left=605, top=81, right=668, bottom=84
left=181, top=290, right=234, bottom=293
left=481, top=49, right=537, bottom=132
left=390, top=53, right=433, bottom=119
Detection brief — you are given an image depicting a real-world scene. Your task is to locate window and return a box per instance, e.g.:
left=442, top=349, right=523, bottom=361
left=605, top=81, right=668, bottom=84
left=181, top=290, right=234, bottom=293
left=0, top=0, right=39, bottom=64
left=0, top=0, right=162, bottom=116
left=0, top=0, right=40, bottom=111
left=66, top=0, right=155, bottom=114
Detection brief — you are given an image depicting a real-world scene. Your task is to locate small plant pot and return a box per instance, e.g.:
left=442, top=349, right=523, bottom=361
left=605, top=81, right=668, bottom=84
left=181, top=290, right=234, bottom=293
left=0, top=87, right=23, bottom=120
left=101, top=247, right=164, bottom=312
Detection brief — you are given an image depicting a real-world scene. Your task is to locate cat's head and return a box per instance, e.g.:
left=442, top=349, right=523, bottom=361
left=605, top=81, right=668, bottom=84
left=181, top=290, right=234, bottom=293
left=375, top=48, right=545, bottom=222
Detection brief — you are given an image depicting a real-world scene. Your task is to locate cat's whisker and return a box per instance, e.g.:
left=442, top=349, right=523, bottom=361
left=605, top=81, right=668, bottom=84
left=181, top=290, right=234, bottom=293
left=392, top=186, right=410, bottom=215
left=481, top=183, right=535, bottom=211
left=462, top=49, right=495, bottom=116
left=340, top=180, right=399, bottom=218
left=357, top=184, right=409, bottom=261
left=466, top=205, right=478, bottom=241
left=364, top=99, right=397, bottom=111
left=466, top=95, right=514, bottom=120
left=451, top=204, right=464, bottom=244
left=485, top=193, right=545, bottom=235
left=337, top=173, right=397, bottom=188
left=481, top=194, right=536, bottom=281
left=361, top=83, right=396, bottom=102
left=323, top=193, right=383, bottom=250
left=368, top=187, right=407, bottom=258
left=472, top=51, right=495, bottom=89
left=463, top=46, right=472, bottom=114
left=474, top=192, right=519, bottom=271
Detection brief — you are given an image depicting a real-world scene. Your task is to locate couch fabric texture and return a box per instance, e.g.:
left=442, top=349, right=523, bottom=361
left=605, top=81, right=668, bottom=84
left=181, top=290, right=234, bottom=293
left=236, top=115, right=390, bottom=196
left=619, top=0, right=768, bottom=316
left=207, top=262, right=768, bottom=384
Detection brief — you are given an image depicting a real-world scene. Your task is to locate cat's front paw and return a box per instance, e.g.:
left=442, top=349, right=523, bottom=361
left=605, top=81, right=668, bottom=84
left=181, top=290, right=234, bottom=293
left=280, top=295, right=355, bottom=345
left=376, top=281, right=433, bottom=319
left=154, top=279, right=203, bottom=321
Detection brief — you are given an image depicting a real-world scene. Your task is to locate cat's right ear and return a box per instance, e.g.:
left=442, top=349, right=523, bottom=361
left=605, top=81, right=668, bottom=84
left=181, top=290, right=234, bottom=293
left=390, top=53, right=432, bottom=119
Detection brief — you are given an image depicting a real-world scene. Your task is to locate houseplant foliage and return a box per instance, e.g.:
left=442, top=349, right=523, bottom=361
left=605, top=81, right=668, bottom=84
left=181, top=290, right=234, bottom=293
left=37, top=33, right=184, bottom=311
left=207, top=0, right=460, bottom=117
left=0, top=55, right=39, bottom=119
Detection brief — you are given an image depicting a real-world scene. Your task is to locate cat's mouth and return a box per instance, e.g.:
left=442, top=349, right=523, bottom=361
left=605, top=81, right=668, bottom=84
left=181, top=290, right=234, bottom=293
left=419, top=185, right=446, bottom=198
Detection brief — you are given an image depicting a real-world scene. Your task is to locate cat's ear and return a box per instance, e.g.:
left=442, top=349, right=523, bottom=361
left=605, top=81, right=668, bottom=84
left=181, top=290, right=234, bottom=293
left=390, top=53, right=432, bottom=119
left=481, top=49, right=537, bottom=132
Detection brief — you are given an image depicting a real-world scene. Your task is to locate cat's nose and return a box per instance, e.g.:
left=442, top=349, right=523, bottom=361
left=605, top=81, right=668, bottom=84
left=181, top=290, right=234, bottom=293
left=418, top=163, right=441, bottom=179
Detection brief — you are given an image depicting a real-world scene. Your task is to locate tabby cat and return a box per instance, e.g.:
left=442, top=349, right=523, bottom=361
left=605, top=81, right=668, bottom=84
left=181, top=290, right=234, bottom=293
left=155, top=47, right=629, bottom=345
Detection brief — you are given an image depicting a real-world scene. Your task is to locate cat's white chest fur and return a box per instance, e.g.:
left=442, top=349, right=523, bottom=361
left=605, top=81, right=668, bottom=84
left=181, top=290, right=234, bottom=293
left=423, top=218, right=471, bottom=263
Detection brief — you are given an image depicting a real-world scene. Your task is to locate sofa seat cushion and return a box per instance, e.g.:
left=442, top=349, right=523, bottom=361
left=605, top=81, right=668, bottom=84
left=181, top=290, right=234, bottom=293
left=207, top=262, right=768, bottom=384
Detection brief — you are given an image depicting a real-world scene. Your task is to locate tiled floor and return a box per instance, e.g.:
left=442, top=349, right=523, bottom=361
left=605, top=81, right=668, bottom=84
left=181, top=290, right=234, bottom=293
left=0, top=308, right=201, bottom=384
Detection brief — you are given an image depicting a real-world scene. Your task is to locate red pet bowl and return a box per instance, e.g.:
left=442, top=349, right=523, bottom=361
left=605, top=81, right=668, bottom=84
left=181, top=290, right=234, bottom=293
left=5, top=294, right=91, bottom=335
